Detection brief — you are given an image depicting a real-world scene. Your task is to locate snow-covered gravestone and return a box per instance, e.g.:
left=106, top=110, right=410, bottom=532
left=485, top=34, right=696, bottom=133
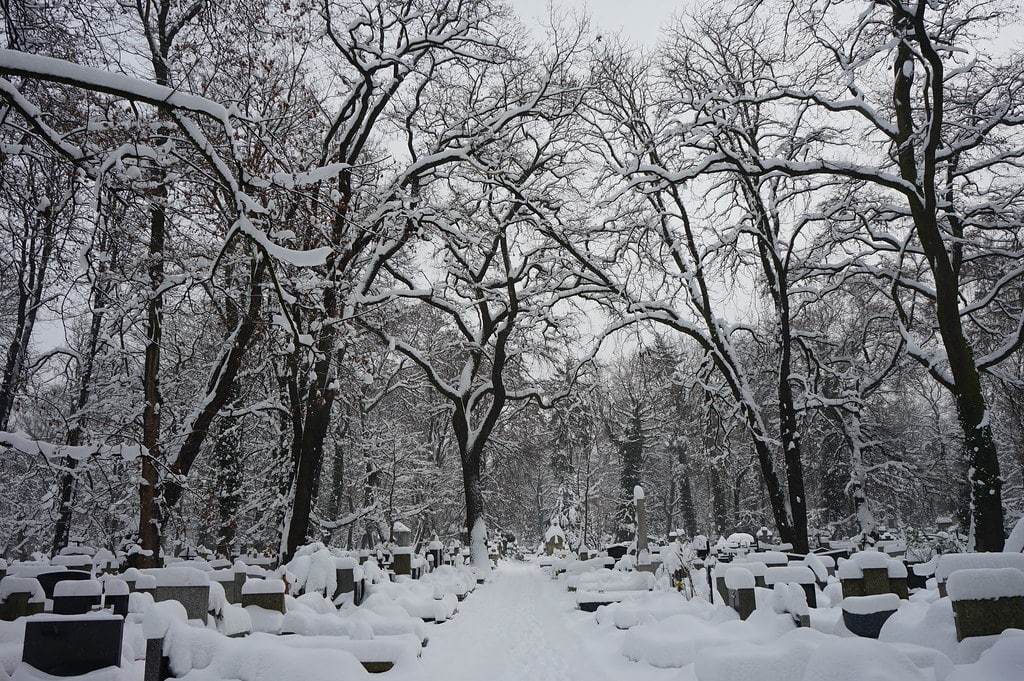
left=393, top=521, right=413, bottom=547
left=838, top=551, right=893, bottom=598
left=241, top=577, right=286, bottom=614
left=148, top=567, right=211, bottom=624
left=52, top=578, right=102, bottom=614
left=935, top=552, right=1024, bottom=598
left=948, top=567, right=1024, bottom=641
left=544, top=523, right=565, bottom=556
left=724, top=567, right=756, bottom=620
left=102, top=578, right=130, bottom=617
left=0, top=576, right=44, bottom=620
left=428, top=537, right=444, bottom=572
left=22, top=611, right=124, bottom=676
left=333, top=556, right=359, bottom=601
left=842, top=593, right=900, bottom=638
left=764, top=565, right=816, bottom=608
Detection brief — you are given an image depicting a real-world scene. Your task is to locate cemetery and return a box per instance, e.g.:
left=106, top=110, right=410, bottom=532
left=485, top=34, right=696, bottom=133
left=0, top=490, right=1021, bottom=680
left=2, top=0, right=1024, bottom=679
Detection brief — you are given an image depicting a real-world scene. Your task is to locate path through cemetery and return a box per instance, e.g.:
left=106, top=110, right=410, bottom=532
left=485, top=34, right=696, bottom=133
left=396, top=562, right=665, bottom=681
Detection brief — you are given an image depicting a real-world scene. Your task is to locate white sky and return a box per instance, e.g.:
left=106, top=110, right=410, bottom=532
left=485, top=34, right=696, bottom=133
left=510, top=0, right=689, bottom=45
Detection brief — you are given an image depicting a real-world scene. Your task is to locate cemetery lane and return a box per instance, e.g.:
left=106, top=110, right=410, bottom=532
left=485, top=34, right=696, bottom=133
left=396, top=562, right=666, bottom=681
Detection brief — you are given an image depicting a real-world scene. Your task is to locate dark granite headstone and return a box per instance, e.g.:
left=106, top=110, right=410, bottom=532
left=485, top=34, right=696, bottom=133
left=23, top=615, right=123, bottom=676
left=36, top=570, right=92, bottom=599
left=52, top=593, right=101, bottom=615
left=842, top=608, right=896, bottom=638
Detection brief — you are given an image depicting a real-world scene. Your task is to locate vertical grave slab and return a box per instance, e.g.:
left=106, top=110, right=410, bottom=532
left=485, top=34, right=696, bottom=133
left=52, top=579, right=102, bottom=615
left=23, top=613, right=123, bottom=676
left=0, top=577, right=45, bottom=621
left=146, top=567, right=211, bottom=624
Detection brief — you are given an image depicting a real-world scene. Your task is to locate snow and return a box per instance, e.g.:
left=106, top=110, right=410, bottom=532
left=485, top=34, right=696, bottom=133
left=764, top=566, right=815, bottom=585
left=633, top=485, right=645, bottom=501
left=946, top=567, right=1024, bottom=601
left=851, top=550, right=890, bottom=569
left=96, top=577, right=128, bottom=596
left=0, top=577, right=45, bottom=602
left=5, top=560, right=1024, bottom=680
left=842, top=593, right=901, bottom=615
left=936, top=552, right=1024, bottom=581
left=725, top=567, right=756, bottom=590
left=241, top=579, right=285, bottom=595
left=470, top=519, right=490, bottom=570
left=143, top=567, right=210, bottom=587
left=53, top=579, right=101, bottom=597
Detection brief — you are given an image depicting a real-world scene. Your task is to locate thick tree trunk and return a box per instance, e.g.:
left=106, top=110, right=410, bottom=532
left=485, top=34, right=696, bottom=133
left=137, top=189, right=166, bottom=568
left=892, top=14, right=1004, bottom=550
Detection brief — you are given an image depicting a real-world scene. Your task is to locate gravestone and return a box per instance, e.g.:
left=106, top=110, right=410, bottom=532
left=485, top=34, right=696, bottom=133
left=52, top=579, right=102, bottom=614
left=842, top=594, right=899, bottom=638
left=103, top=579, right=130, bottom=618
left=392, top=548, right=412, bottom=576
left=333, top=557, right=359, bottom=600
left=240, top=579, right=285, bottom=614
left=948, top=567, right=1024, bottom=641
left=36, top=570, right=92, bottom=600
left=0, top=577, right=45, bottom=621
left=23, top=613, right=123, bottom=676
left=148, top=567, right=211, bottom=624
left=725, top=567, right=756, bottom=620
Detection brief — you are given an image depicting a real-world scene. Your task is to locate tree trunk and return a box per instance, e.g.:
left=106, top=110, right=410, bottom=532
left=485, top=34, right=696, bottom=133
left=892, top=13, right=1004, bottom=550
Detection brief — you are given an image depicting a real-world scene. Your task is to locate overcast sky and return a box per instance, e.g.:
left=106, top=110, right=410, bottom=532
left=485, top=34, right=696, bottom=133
left=510, top=0, right=686, bottom=45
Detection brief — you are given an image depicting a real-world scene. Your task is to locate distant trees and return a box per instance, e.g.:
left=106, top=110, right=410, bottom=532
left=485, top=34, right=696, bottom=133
left=0, top=0, right=1021, bottom=558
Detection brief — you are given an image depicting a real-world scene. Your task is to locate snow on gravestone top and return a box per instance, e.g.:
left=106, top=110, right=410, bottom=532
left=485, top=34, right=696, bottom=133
left=842, top=593, right=901, bottom=615
left=142, top=599, right=188, bottom=639
left=102, top=579, right=129, bottom=596
left=241, top=578, right=285, bottom=595
left=726, top=533, right=755, bottom=547
left=142, top=567, right=210, bottom=587
left=392, top=521, right=411, bottom=533
left=754, top=551, right=788, bottom=566
left=946, top=567, right=1024, bottom=601
left=731, top=560, right=768, bottom=577
left=544, top=524, right=565, bottom=541
left=334, top=557, right=359, bottom=570
left=836, top=558, right=862, bottom=579
left=0, top=576, right=45, bottom=602
left=54, top=579, right=101, bottom=597
left=633, top=485, right=645, bottom=501
left=9, top=564, right=66, bottom=579
left=936, top=553, right=1024, bottom=581
left=851, top=550, right=890, bottom=570
left=725, top=567, right=756, bottom=590
left=774, top=582, right=809, bottom=616
left=887, top=561, right=908, bottom=578
left=764, top=566, right=815, bottom=586
left=802, top=554, right=829, bottom=582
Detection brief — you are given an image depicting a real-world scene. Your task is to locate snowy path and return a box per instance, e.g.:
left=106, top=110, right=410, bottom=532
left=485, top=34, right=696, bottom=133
left=392, top=562, right=654, bottom=681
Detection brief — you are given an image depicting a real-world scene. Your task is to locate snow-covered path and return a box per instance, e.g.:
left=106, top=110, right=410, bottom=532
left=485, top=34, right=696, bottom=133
left=393, top=562, right=670, bottom=681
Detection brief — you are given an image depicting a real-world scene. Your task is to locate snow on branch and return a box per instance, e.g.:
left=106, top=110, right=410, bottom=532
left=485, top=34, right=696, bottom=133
left=0, top=430, right=145, bottom=462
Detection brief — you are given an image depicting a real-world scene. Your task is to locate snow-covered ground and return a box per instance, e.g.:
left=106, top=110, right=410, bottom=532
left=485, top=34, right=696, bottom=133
left=391, top=562, right=674, bottom=681
left=4, top=559, right=1024, bottom=680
